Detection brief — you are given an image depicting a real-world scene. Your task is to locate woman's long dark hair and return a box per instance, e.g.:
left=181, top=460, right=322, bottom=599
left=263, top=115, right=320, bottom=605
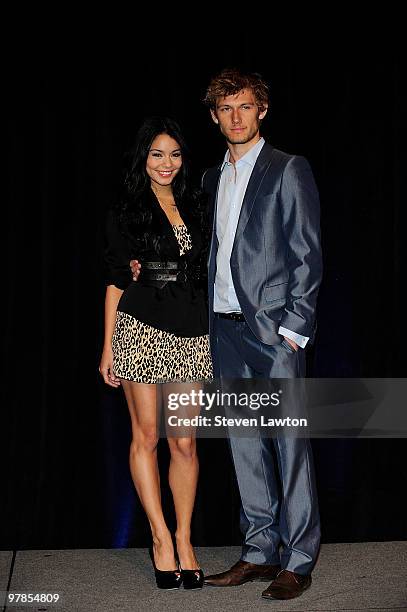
left=114, top=116, right=208, bottom=254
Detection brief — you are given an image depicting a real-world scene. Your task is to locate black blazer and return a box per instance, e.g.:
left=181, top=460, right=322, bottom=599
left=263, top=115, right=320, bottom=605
left=104, top=189, right=207, bottom=291
left=103, top=189, right=209, bottom=337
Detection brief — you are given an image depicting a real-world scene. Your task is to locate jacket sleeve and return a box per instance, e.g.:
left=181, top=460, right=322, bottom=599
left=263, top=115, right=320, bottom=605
left=278, top=155, right=323, bottom=338
left=103, top=209, right=133, bottom=290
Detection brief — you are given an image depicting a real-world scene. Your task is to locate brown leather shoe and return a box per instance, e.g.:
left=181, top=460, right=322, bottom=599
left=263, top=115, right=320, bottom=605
left=261, top=569, right=312, bottom=600
left=204, top=560, right=280, bottom=587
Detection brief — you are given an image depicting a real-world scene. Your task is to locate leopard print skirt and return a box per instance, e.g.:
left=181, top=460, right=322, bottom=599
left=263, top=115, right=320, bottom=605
left=112, top=311, right=213, bottom=383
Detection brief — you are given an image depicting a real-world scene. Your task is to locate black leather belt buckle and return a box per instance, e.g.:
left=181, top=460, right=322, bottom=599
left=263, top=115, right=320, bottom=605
left=144, top=261, right=179, bottom=270
left=216, top=312, right=245, bottom=322
left=154, top=273, right=178, bottom=281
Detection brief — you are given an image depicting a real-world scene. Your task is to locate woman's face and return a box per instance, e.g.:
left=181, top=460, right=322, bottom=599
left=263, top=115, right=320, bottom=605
left=146, top=133, right=182, bottom=188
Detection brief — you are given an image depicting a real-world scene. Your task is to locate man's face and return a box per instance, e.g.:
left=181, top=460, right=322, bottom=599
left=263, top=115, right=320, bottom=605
left=210, top=89, right=268, bottom=145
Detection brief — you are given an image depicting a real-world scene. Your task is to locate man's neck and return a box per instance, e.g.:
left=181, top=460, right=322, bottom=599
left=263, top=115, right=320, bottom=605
left=227, top=134, right=262, bottom=164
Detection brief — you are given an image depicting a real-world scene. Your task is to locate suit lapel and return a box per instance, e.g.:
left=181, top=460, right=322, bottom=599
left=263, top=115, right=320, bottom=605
left=232, top=143, right=274, bottom=244
left=206, top=143, right=275, bottom=266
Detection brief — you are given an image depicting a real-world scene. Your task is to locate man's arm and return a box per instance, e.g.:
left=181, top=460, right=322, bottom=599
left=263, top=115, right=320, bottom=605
left=278, top=155, right=323, bottom=341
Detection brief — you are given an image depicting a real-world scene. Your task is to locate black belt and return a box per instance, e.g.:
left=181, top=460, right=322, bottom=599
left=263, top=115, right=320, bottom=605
left=215, top=312, right=245, bottom=322
left=144, top=261, right=180, bottom=270
left=141, top=261, right=195, bottom=283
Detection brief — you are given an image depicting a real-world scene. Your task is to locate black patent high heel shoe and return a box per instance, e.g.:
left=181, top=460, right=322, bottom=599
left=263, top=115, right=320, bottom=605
left=180, top=567, right=204, bottom=589
left=149, top=547, right=182, bottom=590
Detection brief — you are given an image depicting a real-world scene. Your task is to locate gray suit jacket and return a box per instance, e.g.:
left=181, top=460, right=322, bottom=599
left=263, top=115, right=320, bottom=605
left=203, top=142, right=323, bottom=346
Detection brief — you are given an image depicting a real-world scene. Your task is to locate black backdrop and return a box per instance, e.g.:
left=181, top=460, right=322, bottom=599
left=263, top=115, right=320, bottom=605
left=3, top=42, right=407, bottom=551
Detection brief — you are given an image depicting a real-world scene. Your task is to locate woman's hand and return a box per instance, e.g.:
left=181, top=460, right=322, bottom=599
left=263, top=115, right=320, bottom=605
left=99, top=346, right=121, bottom=387
left=130, top=259, right=141, bottom=280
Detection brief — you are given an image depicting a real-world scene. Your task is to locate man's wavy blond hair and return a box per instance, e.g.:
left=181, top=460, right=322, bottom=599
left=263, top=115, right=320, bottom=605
left=203, top=68, right=269, bottom=112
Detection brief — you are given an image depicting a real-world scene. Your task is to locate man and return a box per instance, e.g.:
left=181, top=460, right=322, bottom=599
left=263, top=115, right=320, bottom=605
left=200, top=68, right=322, bottom=601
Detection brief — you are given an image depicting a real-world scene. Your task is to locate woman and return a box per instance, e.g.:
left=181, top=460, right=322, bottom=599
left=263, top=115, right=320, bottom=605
left=99, top=117, right=212, bottom=590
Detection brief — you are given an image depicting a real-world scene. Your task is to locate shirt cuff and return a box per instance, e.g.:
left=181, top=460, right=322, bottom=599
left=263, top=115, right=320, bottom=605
left=278, top=326, right=309, bottom=349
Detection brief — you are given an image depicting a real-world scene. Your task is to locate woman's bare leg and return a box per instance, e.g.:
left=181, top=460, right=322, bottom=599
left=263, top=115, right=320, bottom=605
left=164, top=383, right=201, bottom=569
left=121, top=380, right=177, bottom=571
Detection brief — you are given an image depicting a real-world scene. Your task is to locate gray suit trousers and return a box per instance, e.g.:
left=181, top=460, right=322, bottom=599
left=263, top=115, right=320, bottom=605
left=213, top=316, right=321, bottom=575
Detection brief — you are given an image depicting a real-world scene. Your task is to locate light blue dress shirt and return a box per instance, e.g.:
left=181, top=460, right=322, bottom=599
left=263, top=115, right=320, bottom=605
left=214, top=138, right=309, bottom=349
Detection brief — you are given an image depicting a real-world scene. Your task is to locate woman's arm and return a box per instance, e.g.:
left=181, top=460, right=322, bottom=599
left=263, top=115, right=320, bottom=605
left=104, top=284, right=123, bottom=349
left=99, top=284, right=123, bottom=387
left=100, top=208, right=132, bottom=387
